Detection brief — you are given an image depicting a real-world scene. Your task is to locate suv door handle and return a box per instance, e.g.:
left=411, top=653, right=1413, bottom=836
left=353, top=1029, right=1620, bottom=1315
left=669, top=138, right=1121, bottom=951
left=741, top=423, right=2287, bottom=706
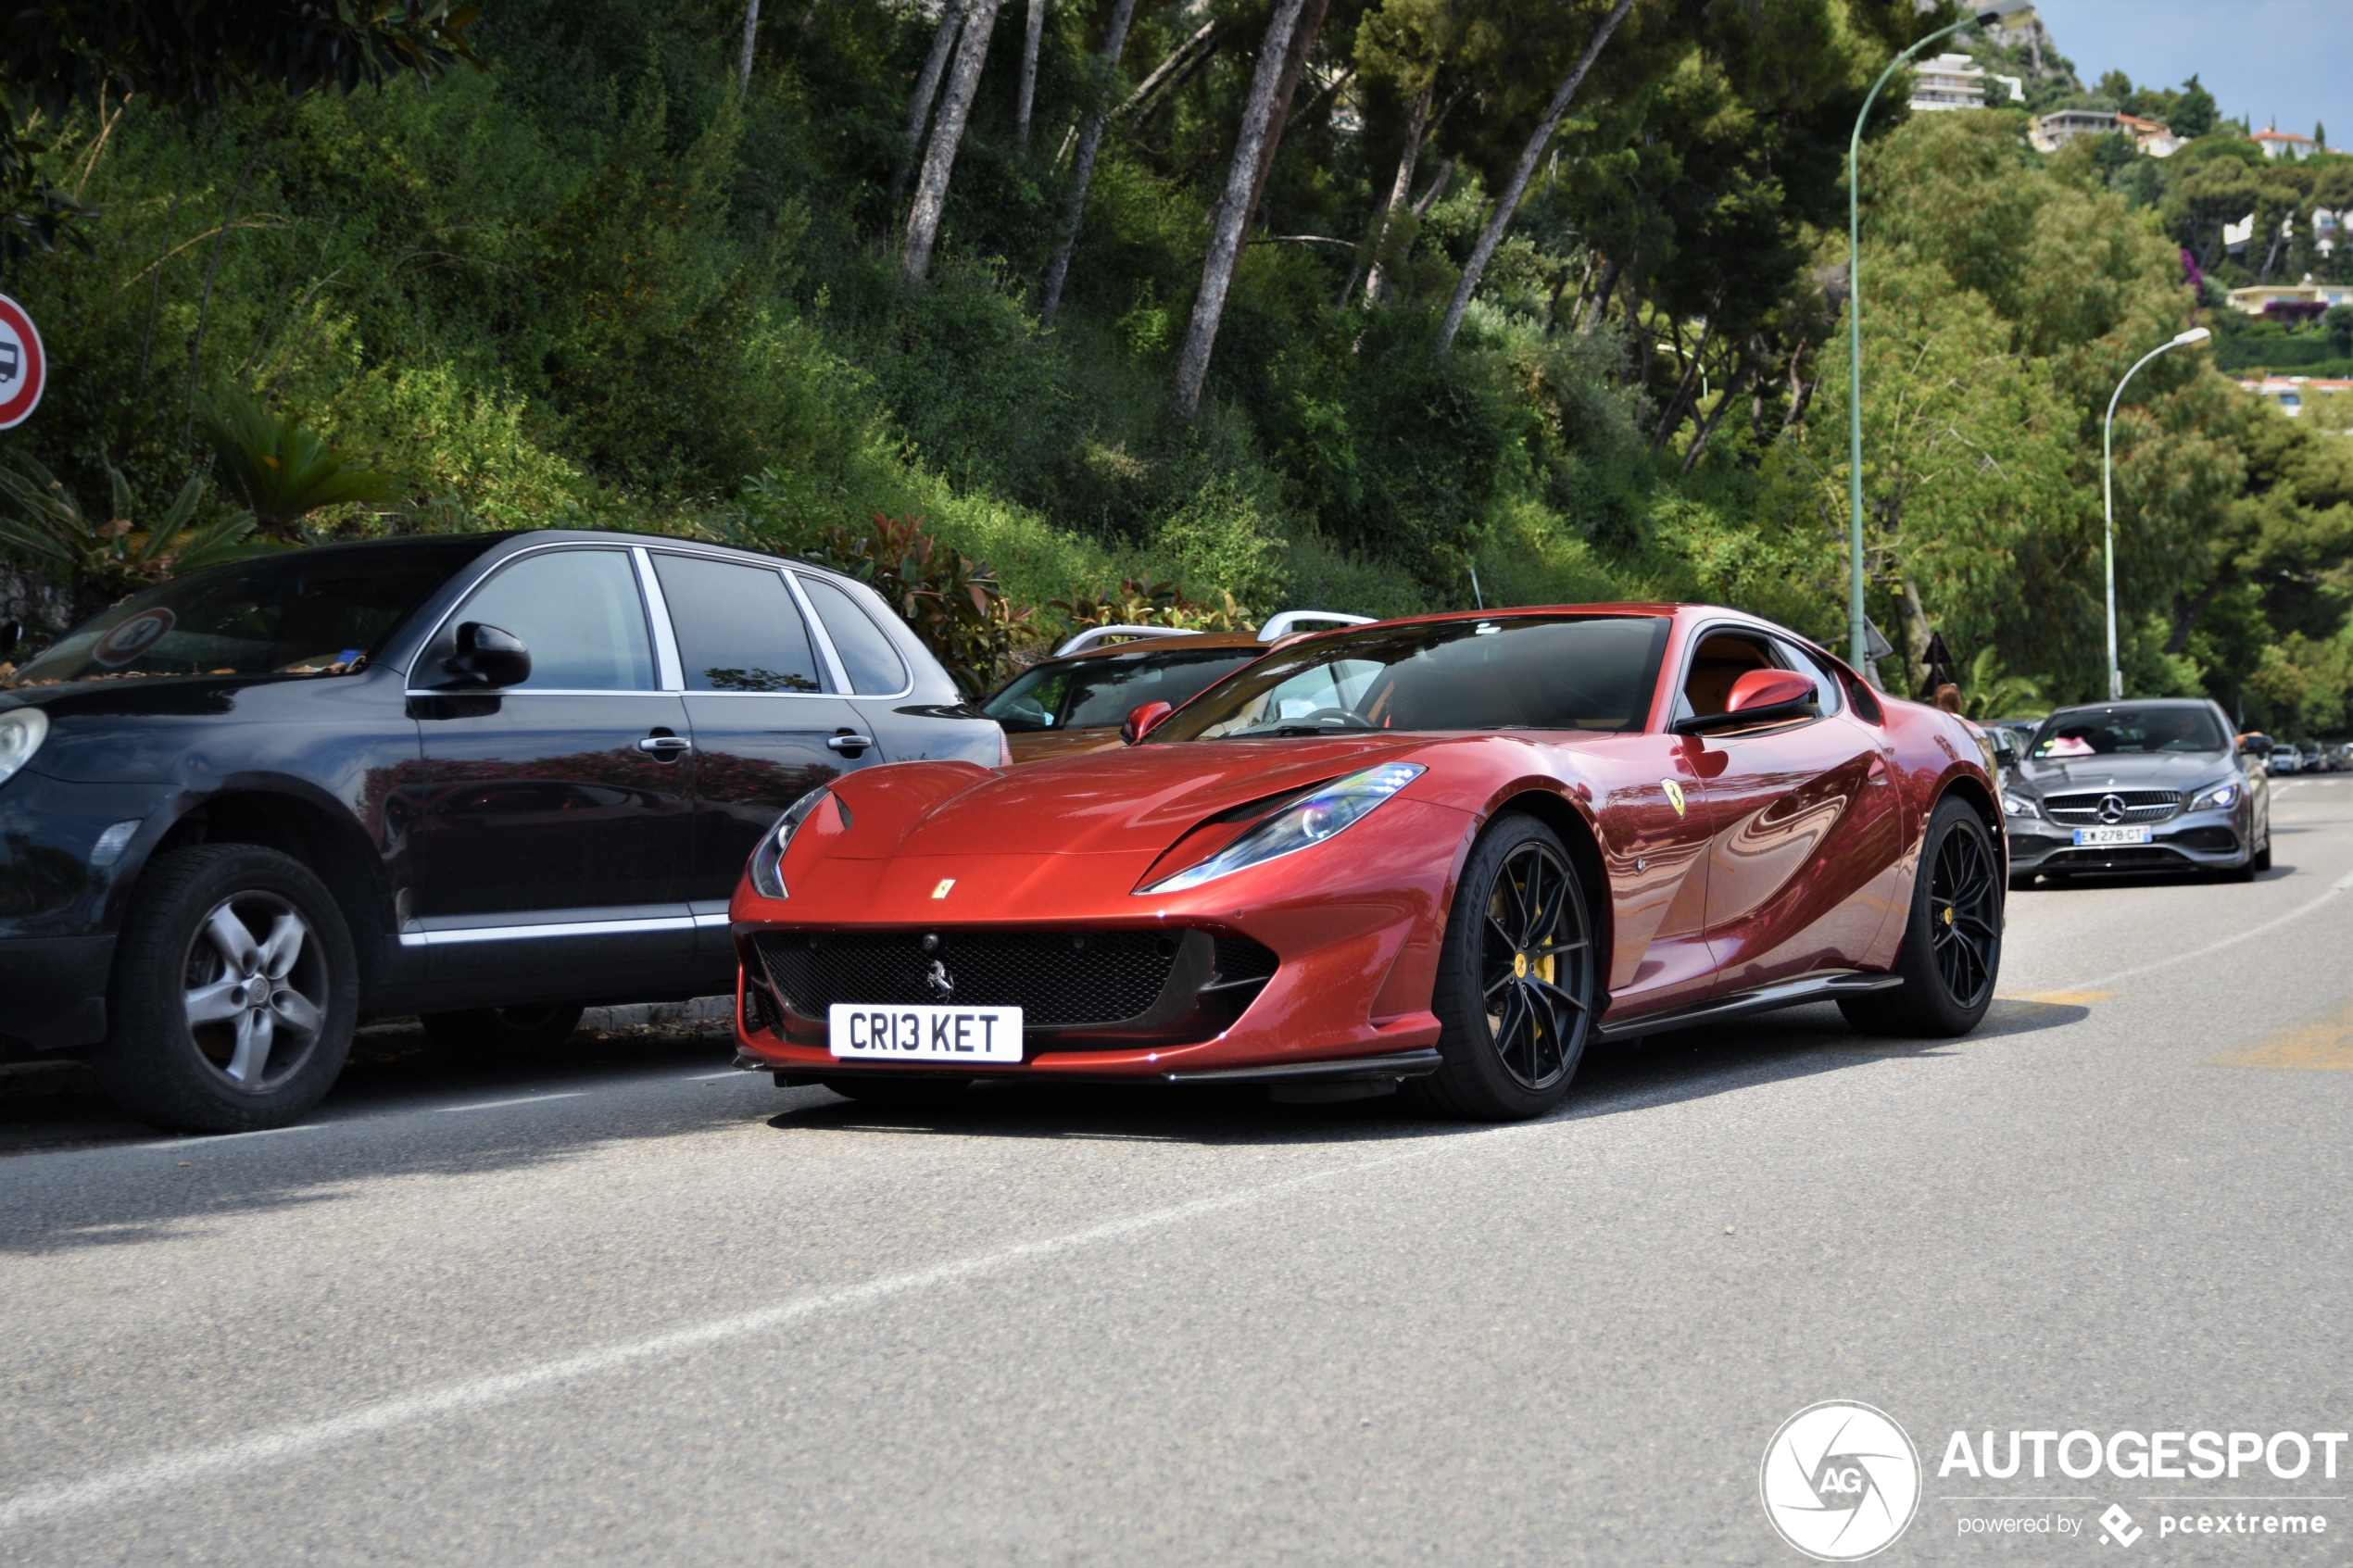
left=637, top=734, right=693, bottom=758
left=826, top=733, right=875, bottom=754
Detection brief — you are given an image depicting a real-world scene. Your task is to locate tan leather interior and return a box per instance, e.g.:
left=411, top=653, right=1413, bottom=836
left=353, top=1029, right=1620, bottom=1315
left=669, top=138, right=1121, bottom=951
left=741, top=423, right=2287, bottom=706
left=1682, top=633, right=1774, bottom=717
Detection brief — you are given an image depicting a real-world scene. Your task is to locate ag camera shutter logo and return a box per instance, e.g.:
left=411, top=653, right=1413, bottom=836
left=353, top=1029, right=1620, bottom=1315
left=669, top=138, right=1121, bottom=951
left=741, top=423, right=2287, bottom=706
left=1760, top=1401, right=1922, bottom=1561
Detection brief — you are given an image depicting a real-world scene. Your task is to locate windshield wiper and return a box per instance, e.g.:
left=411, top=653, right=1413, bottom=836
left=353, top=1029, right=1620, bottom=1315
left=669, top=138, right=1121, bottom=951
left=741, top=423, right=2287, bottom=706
left=1229, top=720, right=1378, bottom=739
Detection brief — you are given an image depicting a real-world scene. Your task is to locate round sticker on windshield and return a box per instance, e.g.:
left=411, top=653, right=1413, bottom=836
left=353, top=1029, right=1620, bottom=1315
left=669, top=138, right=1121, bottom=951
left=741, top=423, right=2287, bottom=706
left=93, top=608, right=175, bottom=668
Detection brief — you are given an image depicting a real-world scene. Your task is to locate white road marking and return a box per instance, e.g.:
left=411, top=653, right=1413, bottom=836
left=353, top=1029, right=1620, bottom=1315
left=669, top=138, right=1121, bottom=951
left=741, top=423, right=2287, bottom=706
left=437, top=1093, right=587, bottom=1114
left=682, top=1069, right=749, bottom=1080
left=2072, top=868, right=2353, bottom=991
left=0, top=1128, right=1519, bottom=1531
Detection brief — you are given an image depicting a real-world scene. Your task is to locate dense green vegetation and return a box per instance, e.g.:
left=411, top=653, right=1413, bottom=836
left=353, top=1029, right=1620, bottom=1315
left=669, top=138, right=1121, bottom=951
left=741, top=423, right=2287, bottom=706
left=0, top=1, right=2349, bottom=734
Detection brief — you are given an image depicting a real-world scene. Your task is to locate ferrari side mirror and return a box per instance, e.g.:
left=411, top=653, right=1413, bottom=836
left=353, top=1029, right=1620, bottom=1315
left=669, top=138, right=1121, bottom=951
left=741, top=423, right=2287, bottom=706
left=1675, top=669, right=1817, bottom=734
left=1122, top=699, right=1175, bottom=745
left=440, top=621, right=532, bottom=690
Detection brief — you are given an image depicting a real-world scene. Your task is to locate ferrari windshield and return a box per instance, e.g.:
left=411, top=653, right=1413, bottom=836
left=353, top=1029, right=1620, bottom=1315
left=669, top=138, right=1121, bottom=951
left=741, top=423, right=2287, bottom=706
left=1148, top=615, right=1670, bottom=741
left=6, top=538, right=490, bottom=686
left=2032, top=706, right=2227, bottom=758
left=983, top=645, right=1263, bottom=732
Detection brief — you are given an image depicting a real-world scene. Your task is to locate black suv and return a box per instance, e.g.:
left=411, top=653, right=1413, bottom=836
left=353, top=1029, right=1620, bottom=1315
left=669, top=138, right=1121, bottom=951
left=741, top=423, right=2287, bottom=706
left=0, top=530, right=1002, bottom=1131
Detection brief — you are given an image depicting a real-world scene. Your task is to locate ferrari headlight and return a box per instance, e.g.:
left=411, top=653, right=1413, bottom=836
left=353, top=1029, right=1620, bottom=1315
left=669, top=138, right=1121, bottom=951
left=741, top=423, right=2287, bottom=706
left=2186, top=782, right=2239, bottom=812
left=748, top=787, right=842, bottom=899
left=0, top=707, right=47, bottom=791
left=1141, top=762, right=1424, bottom=895
left=2000, top=790, right=2039, bottom=819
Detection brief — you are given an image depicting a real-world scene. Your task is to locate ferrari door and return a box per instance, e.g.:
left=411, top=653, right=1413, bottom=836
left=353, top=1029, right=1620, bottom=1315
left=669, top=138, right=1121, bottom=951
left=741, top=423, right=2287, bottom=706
left=1680, top=628, right=1903, bottom=985
left=1590, top=733, right=1721, bottom=1017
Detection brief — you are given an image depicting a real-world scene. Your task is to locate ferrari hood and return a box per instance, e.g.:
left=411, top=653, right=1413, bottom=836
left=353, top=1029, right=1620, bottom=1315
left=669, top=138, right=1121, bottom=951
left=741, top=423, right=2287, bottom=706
left=829, top=734, right=1432, bottom=859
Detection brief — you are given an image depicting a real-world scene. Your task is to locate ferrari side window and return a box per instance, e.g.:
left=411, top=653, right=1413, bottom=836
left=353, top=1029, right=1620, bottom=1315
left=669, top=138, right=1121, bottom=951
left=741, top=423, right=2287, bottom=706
left=1772, top=638, right=1842, bottom=716
left=1681, top=633, right=1777, bottom=718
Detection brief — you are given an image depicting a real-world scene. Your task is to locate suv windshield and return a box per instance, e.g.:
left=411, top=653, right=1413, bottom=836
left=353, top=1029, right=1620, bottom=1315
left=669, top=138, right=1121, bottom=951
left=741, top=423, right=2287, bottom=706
left=6, top=538, right=491, bottom=687
left=983, top=645, right=1263, bottom=732
left=1149, top=615, right=1670, bottom=742
left=2032, top=706, right=2226, bottom=758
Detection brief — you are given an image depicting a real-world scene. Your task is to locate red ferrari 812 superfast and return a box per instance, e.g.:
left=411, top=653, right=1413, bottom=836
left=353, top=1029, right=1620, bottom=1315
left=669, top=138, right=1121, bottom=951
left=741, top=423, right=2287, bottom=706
left=729, top=605, right=2004, bottom=1120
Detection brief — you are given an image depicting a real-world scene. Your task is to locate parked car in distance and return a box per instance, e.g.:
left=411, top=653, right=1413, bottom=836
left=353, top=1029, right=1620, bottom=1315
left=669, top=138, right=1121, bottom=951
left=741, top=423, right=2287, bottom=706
left=1998, top=699, right=2269, bottom=886
left=0, top=529, right=1004, bottom=1132
left=2270, top=741, right=2302, bottom=775
left=980, top=611, right=1369, bottom=763
left=734, top=604, right=2003, bottom=1121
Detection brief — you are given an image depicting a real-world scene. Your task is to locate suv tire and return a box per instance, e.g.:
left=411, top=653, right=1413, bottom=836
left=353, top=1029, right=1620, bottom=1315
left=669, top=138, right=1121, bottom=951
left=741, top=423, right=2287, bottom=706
left=95, top=845, right=359, bottom=1134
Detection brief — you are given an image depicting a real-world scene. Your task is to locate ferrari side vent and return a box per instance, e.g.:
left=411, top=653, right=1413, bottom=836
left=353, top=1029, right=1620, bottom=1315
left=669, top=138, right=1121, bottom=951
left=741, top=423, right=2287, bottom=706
left=1208, top=935, right=1279, bottom=989
left=756, top=929, right=1181, bottom=1028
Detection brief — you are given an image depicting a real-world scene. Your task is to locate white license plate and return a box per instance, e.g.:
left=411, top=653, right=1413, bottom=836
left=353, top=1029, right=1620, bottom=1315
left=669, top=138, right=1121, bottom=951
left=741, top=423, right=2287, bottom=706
left=828, top=1003, right=1024, bottom=1061
left=2072, top=825, right=2153, bottom=847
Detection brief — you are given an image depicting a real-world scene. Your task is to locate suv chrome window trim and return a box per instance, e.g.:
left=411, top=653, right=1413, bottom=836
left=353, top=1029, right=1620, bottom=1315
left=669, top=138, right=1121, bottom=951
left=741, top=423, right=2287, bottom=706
left=400, top=540, right=661, bottom=696
left=398, top=536, right=921, bottom=701
left=631, top=546, right=686, bottom=691
left=781, top=567, right=855, bottom=696
left=787, top=568, right=916, bottom=699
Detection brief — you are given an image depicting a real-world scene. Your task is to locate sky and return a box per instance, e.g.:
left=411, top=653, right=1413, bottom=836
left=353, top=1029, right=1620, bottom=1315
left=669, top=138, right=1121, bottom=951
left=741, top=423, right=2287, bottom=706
left=2025, top=0, right=2351, bottom=143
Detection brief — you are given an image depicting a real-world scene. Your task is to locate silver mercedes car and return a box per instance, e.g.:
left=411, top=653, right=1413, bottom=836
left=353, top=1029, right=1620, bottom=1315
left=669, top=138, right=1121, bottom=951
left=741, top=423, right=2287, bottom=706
left=1999, top=698, right=2271, bottom=887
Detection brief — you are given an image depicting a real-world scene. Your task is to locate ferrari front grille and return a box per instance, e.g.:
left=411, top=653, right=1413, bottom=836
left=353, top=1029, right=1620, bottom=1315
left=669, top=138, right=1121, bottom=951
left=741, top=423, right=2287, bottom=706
left=2043, top=789, right=2181, bottom=825
left=757, top=929, right=1186, bottom=1028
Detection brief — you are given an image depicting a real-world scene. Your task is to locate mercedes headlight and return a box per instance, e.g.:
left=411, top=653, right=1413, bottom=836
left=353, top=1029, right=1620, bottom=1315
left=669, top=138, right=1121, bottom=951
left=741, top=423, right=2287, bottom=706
left=0, top=707, right=47, bottom=791
left=748, top=787, right=845, bottom=899
left=2186, top=782, right=2239, bottom=812
left=2000, top=789, right=2039, bottom=819
left=1140, top=763, right=1424, bottom=895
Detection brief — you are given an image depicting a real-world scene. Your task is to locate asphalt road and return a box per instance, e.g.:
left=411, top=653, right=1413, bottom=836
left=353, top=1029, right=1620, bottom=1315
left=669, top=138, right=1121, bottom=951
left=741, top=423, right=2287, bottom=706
left=5, top=780, right=2351, bottom=1566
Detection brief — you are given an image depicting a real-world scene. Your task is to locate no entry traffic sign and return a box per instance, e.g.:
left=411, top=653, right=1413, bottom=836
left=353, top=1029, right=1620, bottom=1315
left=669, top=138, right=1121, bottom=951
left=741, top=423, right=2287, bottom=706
left=0, top=294, right=46, bottom=430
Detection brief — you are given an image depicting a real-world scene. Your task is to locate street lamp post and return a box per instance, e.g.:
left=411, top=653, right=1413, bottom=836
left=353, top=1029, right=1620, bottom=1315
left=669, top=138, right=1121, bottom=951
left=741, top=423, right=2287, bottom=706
left=2103, top=327, right=2211, bottom=701
left=1847, top=9, right=2005, bottom=679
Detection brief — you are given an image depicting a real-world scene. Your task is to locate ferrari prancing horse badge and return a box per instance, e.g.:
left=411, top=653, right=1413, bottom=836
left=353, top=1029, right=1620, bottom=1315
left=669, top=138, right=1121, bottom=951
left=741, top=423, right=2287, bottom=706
left=1661, top=779, right=1686, bottom=817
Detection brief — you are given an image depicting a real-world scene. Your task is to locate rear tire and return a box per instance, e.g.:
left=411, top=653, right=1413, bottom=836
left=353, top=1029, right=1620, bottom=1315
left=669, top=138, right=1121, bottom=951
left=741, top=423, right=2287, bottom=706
left=1837, top=796, right=2001, bottom=1039
left=94, top=845, right=358, bottom=1134
left=420, top=1003, right=585, bottom=1056
left=1407, top=814, right=1596, bottom=1122
left=821, top=1076, right=972, bottom=1109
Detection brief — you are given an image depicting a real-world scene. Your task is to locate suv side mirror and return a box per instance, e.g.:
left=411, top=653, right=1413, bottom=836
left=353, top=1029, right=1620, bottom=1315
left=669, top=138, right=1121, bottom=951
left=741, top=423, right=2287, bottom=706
left=1122, top=699, right=1175, bottom=745
left=441, top=621, right=532, bottom=689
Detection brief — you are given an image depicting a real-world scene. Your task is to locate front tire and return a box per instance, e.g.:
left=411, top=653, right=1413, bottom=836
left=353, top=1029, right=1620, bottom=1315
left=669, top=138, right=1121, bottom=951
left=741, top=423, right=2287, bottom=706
left=1408, top=814, right=1597, bottom=1122
left=1838, top=796, right=2002, bottom=1038
left=94, top=845, right=358, bottom=1134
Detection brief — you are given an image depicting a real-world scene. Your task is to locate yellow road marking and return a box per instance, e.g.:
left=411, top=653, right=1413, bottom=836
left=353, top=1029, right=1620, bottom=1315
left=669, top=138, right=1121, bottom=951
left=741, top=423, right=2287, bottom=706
left=1997, top=991, right=2118, bottom=1006
left=2204, top=998, right=2353, bottom=1071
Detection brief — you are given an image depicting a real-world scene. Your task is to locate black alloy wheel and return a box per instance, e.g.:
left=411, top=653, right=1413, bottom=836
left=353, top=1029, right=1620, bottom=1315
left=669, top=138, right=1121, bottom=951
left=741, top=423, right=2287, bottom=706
left=1412, top=814, right=1597, bottom=1121
left=1838, top=796, right=2002, bottom=1038
left=1926, top=814, right=2001, bottom=1007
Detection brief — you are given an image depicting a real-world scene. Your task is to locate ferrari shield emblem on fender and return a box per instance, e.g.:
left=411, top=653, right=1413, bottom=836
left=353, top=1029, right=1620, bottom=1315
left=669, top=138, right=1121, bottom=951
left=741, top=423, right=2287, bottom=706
left=931, top=878, right=956, bottom=899
left=1661, top=779, right=1686, bottom=817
